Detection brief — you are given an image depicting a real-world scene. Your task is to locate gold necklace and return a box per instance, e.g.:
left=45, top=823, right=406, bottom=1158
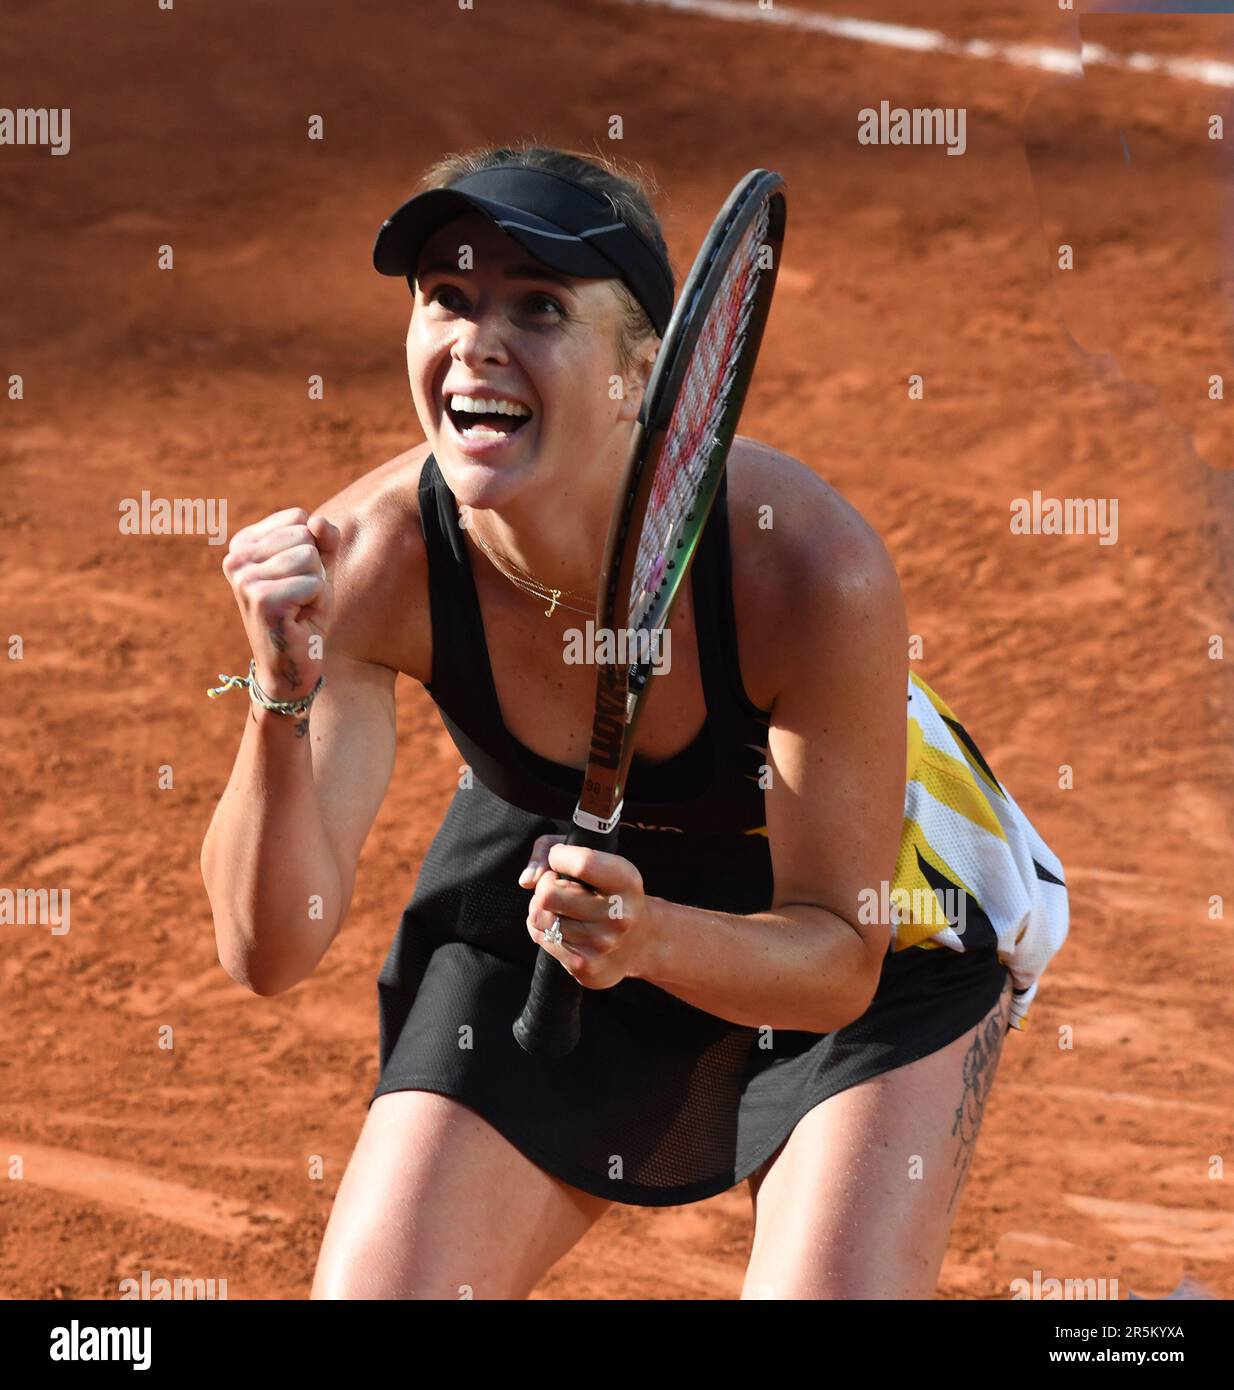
left=466, top=518, right=597, bottom=619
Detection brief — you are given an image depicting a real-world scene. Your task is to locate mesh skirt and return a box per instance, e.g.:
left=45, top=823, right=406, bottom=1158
left=372, top=783, right=1010, bottom=1208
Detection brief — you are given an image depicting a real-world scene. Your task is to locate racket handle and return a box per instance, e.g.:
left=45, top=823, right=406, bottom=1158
left=512, top=948, right=585, bottom=1058
left=512, top=821, right=620, bottom=1058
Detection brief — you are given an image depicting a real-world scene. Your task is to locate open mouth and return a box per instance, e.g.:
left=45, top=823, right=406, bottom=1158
left=445, top=394, right=534, bottom=441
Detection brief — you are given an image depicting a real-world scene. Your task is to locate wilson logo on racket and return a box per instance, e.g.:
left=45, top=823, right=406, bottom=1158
left=587, top=681, right=628, bottom=771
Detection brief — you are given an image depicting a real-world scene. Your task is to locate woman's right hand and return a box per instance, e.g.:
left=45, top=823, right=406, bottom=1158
left=221, top=507, right=341, bottom=699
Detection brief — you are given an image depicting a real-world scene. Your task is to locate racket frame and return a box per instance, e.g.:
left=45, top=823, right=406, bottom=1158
left=573, top=169, right=787, bottom=835
left=512, top=168, right=787, bottom=1059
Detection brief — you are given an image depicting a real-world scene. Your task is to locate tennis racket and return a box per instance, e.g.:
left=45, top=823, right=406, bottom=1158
left=512, top=168, right=787, bottom=1058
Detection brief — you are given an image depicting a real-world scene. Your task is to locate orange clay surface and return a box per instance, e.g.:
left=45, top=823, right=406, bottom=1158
left=2, top=0, right=1232, bottom=1298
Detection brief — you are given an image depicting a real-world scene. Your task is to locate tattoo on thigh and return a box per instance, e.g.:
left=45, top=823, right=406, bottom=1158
left=945, top=986, right=1010, bottom=1215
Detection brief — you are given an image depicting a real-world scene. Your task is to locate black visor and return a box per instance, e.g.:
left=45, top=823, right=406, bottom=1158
left=373, top=165, right=674, bottom=336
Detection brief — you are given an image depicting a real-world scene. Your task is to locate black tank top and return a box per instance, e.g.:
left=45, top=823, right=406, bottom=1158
left=417, top=451, right=775, bottom=873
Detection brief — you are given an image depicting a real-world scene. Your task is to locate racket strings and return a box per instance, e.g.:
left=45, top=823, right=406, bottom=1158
left=629, top=199, right=771, bottom=632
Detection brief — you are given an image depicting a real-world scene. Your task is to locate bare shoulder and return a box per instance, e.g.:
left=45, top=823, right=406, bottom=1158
left=311, top=440, right=433, bottom=680
left=724, top=436, right=905, bottom=708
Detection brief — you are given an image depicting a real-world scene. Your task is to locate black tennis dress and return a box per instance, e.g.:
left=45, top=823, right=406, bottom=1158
left=372, top=452, right=1010, bottom=1207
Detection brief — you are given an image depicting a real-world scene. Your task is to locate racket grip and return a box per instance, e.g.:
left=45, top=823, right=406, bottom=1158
left=512, top=948, right=585, bottom=1058
left=512, top=821, right=620, bottom=1058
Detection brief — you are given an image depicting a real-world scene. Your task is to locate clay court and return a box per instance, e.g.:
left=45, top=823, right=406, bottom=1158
left=2, top=0, right=1233, bottom=1299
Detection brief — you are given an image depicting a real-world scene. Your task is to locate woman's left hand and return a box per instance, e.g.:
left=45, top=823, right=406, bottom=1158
left=518, top=834, right=656, bottom=990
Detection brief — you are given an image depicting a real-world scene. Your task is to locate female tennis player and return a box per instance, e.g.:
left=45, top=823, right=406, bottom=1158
left=200, top=144, right=1068, bottom=1299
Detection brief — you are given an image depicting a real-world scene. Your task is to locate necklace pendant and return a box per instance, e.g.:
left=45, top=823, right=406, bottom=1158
left=544, top=589, right=561, bottom=619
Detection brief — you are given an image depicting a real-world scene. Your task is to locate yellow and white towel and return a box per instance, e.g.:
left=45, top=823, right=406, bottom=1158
left=890, top=672, right=1069, bottom=1031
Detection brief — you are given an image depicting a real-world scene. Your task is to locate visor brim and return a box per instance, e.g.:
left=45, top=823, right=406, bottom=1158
left=373, top=187, right=615, bottom=280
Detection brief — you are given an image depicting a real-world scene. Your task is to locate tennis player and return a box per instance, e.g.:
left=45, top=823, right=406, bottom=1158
left=200, top=144, right=1069, bottom=1299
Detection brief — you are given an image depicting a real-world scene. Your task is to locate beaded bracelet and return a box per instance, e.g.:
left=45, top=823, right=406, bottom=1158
left=207, top=658, right=325, bottom=716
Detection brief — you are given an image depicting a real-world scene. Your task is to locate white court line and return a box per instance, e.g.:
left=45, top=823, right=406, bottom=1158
left=618, top=0, right=1234, bottom=87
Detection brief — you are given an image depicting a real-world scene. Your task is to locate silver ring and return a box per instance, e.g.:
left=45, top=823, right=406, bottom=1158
left=545, top=915, right=564, bottom=947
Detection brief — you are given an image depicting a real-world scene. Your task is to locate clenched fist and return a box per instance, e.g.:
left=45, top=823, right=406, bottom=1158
left=221, top=507, right=341, bottom=702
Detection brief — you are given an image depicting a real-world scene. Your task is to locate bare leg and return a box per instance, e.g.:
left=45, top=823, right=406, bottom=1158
left=312, top=1090, right=612, bottom=1300
left=741, top=976, right=1013, bottom=1299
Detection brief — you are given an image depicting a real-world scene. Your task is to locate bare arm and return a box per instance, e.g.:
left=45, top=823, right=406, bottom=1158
left=200, top=498, right=402, bottom=996
left=638, top=495, right=908, bottom=1031
left=200, top=652, right=396, bottom=996
left=522, top=462, right=909, bottom=1033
